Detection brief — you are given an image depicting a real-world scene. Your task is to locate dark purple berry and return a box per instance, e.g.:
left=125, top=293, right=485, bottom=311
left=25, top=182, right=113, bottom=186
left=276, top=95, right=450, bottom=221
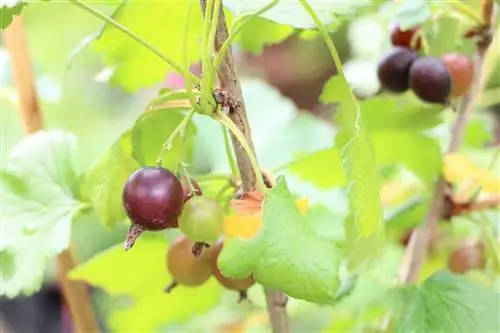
left=123, top=166, right=184, bottom=231
left=377, top=47, right=418, bottom=93
left=409, top=56, right=451, bottom=104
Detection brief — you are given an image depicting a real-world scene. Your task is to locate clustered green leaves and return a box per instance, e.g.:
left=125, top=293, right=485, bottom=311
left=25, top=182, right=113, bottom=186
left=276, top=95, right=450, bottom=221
left=1, top=0, right=499, bottom=332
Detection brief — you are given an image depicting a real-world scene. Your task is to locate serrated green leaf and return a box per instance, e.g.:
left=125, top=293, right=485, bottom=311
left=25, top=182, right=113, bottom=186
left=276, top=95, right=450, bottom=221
left=70, top=237, right=221, bottom=331
left=0, top=130, right=82, bottom=297
left=392, top=0, right=431, bottom=30
left=322, top=75, right=384, bottom=268
left=80, top=132, right=139, bottom=227
left=218, top=176, right=342, bottom=304
left=1, top=2, right=26, bottom=30
left=359, top=97, right=443, bottom=132
left=288, top=148, right=345, bottom=189
left=132, top=108, right=196, bottom=168
left=224, top=0, right=372, bottom=29
left=391, top=270, right=500, bottom=333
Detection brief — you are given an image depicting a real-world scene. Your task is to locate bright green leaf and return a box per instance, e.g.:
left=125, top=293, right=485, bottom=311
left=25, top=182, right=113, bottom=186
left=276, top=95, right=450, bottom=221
left=238, top=16, right=294, bottom=54
left=372, top=131, right=442, bottom=183
left=288, top=148, right=345, bottom=189
left=463, top=118, right=492, bottom=149
left=322, top=75, right=384, bottom=269
left=392, top=0, right=431, bottom=30
left=391, top=270, right=500, bottom=333
left=80, top=132, right=139, bottom=227
left=0, top=130, right=82, bottom=298
left=218, top=176, right=343, bottom=304
left=1, top=2, right=26, bottom=30
left=94, top=1, right=203, bottom=92
left=132, top=108, right=196, bottom=168
left=224, top=0, right=372, bottom=29
left=359, top=97, right=443, bottom=132
left=70, top=237, right=221, bottom=331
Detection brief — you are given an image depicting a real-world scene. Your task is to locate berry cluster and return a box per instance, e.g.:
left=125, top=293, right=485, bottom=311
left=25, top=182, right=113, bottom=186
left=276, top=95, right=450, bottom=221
left=166, top=235, right=255, bottom=301
left=121, top=166, right=251, bottom=299
left=378, top=25, right=474, bottom=104
left=122, top=166, right=224, bottom=251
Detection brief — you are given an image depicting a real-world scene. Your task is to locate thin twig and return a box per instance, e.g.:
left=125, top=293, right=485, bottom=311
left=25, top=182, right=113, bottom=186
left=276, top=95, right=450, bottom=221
left=399, top=1, right=497, bottom=285
left=198, top=1, right=290, bottom=332
left=3, top=16, right=99, bottom=333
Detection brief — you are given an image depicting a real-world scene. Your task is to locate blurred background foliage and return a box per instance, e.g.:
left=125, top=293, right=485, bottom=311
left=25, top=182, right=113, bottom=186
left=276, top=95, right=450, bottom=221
left=1, top=0, right=499, bottom=332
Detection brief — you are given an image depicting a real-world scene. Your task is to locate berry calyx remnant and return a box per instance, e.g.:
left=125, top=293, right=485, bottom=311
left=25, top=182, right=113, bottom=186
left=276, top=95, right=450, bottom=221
left=390, top=25, right=422, bottom=50
left=210, top=239, right=255, bottom=302
left=377, top=47, right=418, bottom=93
left=165, top=235, right=213, bottom=292
left=441, top=53, right=474, bottom=98
left=181, top=176, right=203, bottom=203
left=178, top=196, right=225, bottom=247
left=122, top=166, right=184, bottom=250
left=409, top=56, right=452, bottom=104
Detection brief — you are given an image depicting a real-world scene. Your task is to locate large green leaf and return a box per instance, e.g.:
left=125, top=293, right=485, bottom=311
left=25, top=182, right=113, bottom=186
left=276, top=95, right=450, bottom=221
left=238, top=16, right=294, bottom=54
left=70, top=237, right=221, bottom=331
left=80, top=132, right=139, bottom=227
left=0, top=1, right=26, bottom=30
left=224, top=0, right=372, bottom=29
left=132, top=108, right=196, bottom=168
left=0, top=130, right=82, bottom=297
left=93, top=1, right=203, bottom=92
left=288, top=148, right=345, bottom=189
left=218, top=176, right=343, bottom=304
left=371, top=131, right=442, bottom=183
left=322, top=75, right=384, bottom=268
left=391, top=270, right=500, bottom=333
left=91, top=2, right=294, bottom=91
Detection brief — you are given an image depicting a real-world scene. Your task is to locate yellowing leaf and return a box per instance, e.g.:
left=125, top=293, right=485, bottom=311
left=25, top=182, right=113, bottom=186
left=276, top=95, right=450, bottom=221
left=224, top=198, right=308, bottom=239
left=444, top=153, right=500, bottom=194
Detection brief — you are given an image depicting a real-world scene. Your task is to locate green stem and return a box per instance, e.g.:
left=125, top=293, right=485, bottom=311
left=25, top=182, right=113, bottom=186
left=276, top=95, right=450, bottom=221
left=182, top=0, right=199, bottom=109
left=449, top=0, right=484, bottom=26
left=156, top=108, right=196, bottom=166
left=213, top=111, right=266, bottom=192
left=211, top=0, right=280, bottom=74
left=221, top=123, right=239, bottom=179
left=206, top=0, right=222, bottom=89
left=299, top=0, right=357, bottom=107
left=69, top=0, right=200, bottom=85
left=201, top=0, right=215, bottom=111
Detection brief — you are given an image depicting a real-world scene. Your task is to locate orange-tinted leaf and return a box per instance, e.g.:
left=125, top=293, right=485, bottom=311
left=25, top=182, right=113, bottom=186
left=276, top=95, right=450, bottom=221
left=231, top=190, right=264, bottom=215
left=224, top=198, right=308, bottom=239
